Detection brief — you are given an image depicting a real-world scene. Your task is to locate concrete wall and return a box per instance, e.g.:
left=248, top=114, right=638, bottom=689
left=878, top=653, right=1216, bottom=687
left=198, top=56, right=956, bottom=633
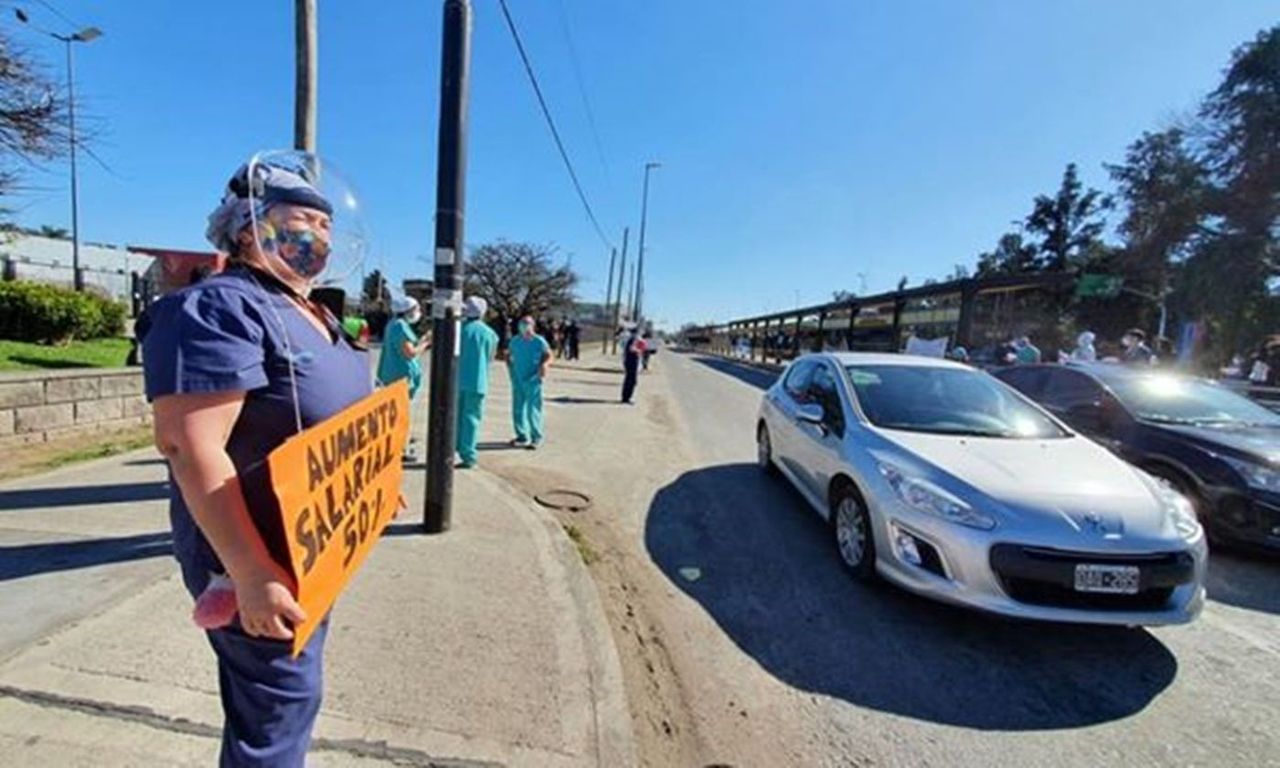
left=0, top=234, right=154, bottom=302
left=0, top=368, right=150, bottom=450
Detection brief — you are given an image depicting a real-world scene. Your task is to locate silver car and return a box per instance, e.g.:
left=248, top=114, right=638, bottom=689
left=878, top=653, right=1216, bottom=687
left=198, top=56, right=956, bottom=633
left=756, top=352, right=1207, bottom=626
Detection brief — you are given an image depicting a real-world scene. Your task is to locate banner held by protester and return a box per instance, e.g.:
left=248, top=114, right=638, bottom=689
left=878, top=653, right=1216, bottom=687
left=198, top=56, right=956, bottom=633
left=268, top=379, right=410, bottom=656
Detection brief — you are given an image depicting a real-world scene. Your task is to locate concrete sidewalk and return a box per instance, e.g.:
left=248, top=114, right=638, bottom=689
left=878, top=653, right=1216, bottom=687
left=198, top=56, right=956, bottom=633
left=0, top=371, right=634, bottom=765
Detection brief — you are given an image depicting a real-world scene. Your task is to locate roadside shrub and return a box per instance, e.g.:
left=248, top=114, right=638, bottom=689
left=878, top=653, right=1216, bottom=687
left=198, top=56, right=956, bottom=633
left=0, top=280, right=127, bottom=343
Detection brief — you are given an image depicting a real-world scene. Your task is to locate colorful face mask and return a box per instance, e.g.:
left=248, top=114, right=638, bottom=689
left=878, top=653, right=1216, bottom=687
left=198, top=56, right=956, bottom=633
left=519, top=322, right=533, bottom=335
left=259, top=218, right=331, bottom=279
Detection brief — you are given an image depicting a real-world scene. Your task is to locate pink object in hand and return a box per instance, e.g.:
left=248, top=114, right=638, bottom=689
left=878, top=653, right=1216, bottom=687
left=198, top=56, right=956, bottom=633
left=192, top=573, right=238, bottom=630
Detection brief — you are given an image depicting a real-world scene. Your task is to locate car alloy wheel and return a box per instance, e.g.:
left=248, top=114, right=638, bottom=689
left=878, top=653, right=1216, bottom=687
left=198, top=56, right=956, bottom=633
left=833, top=487, right=876, bottom=580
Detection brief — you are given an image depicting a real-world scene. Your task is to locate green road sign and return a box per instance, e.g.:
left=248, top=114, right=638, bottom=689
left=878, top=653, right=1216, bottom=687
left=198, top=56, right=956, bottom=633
left=1076, top=274, right=1124, bottom=299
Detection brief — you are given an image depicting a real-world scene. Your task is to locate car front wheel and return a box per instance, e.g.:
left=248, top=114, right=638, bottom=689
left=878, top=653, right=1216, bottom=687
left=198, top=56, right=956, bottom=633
left=757, top=423, right=779, bottom=476
left=833, top=485, right=877, bottom=581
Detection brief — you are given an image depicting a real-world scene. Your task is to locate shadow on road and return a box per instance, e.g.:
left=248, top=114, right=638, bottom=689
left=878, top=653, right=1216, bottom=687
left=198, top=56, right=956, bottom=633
left=684, top=354, right=780, bottom=391
left=0, top=532, right=172, bottom=581
left=1205, top=550, right=1280, bottom=615
left=122, top=458, right=168, bottom=467
left=644, top=462, right=1178, bottom=730
left=0, top=481, right=169, bottom=510
left=547, top=396, right=618, bottom=406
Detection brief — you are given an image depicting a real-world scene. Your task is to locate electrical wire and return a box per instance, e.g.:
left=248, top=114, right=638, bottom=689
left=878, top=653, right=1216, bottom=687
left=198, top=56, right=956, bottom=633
left=496, top=0, right=614, bottom=250
left=31, top=0, right=82, bottom=30
left=554, top=0, right=612, bottom=192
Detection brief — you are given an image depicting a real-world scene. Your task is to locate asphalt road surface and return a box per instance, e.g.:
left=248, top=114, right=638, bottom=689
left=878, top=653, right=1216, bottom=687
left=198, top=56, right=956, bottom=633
left=647, top=351, right=1279, bottom=767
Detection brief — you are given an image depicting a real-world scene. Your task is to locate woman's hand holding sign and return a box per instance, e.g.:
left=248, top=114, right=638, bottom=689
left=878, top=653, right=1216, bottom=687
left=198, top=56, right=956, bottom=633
left=236, top=559, right=307, bottom=640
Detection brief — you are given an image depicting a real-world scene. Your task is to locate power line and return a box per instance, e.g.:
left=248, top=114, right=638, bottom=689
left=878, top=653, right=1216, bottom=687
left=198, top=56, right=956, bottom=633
left=554, top=0, right=612, bottom=192
left=496, top=0, right=614, bottom=250
left=31, top=0, right=82, bottom=30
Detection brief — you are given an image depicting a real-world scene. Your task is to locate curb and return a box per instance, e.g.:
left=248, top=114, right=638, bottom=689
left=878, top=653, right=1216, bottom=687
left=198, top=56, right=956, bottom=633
left=466, top=470, right=638, bottom=768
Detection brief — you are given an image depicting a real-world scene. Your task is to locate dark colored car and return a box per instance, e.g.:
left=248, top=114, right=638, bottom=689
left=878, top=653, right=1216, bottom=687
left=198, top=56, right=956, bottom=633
left=996, top=363, right=1280, bottom=553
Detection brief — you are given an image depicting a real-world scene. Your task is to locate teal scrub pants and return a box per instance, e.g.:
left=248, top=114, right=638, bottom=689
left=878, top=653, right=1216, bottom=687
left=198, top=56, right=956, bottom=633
left=511, top=377, right=544, bottom=444
left=456, top=390, right=484, bottom=465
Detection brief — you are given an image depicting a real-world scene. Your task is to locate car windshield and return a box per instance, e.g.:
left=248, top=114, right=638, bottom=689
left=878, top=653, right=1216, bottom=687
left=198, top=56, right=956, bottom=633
left=1106, top=374, right=1280, bottom=427
left=845, top=365, right=1068, bottom=438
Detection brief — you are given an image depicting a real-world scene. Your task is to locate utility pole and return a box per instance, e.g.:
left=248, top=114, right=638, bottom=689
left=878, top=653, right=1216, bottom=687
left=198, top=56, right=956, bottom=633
left=610, top=227, right=629, bottom=354
left=424, top=0, right=472, bottom=534
left=624, top=262, right=636, bottom=322
left=633, top=161, right=660, bottom=322
left=294, top=0, right=317, bottom=152
left=602, top=247, right=616, bottom=354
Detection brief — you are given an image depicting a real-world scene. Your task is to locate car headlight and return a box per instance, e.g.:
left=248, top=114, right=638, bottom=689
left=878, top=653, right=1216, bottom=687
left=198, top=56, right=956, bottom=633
left=1223, top=456, right=1280, bottom=493
left=1151, top=480, right=1202, bottom=541
left=877, top=461, right=995, bottom=530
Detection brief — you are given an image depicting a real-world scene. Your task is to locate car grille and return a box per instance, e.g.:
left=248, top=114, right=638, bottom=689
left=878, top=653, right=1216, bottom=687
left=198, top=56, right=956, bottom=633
left=989, top=544, right=1195, bottom=612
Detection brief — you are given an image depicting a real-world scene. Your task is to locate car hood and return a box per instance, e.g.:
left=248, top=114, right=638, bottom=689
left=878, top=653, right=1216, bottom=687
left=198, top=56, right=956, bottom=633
left=1151, top=422, right=1280, bottom=465
left=883, top=431, right=1173, bottom=542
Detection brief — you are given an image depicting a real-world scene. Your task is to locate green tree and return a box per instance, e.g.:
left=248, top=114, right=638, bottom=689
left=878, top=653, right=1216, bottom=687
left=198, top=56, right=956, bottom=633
left=1024, top=163, right=1113, bottom=272
left=1106, top=129, right=1208, bottom=293
left=975, top=231, right=1038, bottom=277
left=361, top=269, right=390, bottom=310
left=1186, top=25, right=1280, bottom=356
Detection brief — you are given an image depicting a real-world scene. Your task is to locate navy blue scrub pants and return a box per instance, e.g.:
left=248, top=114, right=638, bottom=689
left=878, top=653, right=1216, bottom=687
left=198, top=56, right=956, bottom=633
left=622, top=354, right=640, bottom=403
left=207, top=619, right=329, bottom=767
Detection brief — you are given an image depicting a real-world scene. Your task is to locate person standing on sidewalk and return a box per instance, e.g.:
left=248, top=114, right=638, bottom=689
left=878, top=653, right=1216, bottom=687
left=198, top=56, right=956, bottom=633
left=508, top=315, right=551, bottom=449
left=621, top=325, right=645, bottom=404
left=456, top=296, right=498, bottom=468
left=377, top=296, right=430, bottom=461
left=142, top=157, right=370, bottom=767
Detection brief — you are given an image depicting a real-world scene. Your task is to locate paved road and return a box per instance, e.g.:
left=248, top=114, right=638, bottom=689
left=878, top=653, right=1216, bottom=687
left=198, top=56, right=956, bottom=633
left=648, top=352, right=1279, bottom=767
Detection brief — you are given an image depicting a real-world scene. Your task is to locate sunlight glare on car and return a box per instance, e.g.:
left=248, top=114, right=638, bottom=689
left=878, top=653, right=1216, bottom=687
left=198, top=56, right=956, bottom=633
left=1140, top=375, right=1187, bottom=399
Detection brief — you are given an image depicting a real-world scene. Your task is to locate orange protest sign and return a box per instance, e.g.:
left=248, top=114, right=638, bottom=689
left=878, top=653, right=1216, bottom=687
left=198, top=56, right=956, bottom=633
left=267, top=379, right=411, bottom=656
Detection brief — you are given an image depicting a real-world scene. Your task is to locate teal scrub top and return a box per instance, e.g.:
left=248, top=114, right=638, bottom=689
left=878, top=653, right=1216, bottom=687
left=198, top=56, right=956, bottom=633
left=508, top=333, right=550, bottom=383
left=377, top=317, right=422, bottom=385
left=458, top=318, right=499, bottom=394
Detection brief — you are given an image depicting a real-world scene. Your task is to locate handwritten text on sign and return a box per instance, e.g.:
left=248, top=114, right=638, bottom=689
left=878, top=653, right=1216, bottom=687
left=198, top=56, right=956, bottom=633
left=268, top=379, right=410, bottom=656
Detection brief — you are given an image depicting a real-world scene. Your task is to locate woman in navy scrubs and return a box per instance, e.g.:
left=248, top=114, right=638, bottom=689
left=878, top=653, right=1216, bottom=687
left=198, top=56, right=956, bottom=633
left=142, top=154, right=371, bottom=766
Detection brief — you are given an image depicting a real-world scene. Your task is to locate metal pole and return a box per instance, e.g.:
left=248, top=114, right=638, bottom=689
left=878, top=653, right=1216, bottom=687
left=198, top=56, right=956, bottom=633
left=624, top=261, right=636, bottom=322
left=66, top=39, right=82, bottom=292
left=634, top=162, right=658, bottom=321
left=602, top=247, right=616, bottom=354
left=294, top=0, right=318, bottom=152
left=610, top=227, right=629, bottom=353
left=424, top=0, right=472, bottom=534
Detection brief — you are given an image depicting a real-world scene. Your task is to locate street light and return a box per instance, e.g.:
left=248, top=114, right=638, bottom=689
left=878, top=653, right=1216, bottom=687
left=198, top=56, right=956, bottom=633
left=16, top=9, right=103, bottom=292
left=633, top=161, right=660, bottom=323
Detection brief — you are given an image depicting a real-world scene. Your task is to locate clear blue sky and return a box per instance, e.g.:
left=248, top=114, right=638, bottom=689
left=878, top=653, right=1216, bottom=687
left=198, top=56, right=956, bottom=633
left=8, top=0, right=1278, bottom=328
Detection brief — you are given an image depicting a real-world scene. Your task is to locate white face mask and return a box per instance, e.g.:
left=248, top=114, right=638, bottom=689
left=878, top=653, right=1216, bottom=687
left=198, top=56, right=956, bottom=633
left=407, top=309, right=422, bottom=324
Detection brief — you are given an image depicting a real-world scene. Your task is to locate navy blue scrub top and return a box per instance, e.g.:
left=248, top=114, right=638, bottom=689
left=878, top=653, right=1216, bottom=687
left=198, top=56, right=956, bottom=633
left=141, top=267, right=372, bottom=596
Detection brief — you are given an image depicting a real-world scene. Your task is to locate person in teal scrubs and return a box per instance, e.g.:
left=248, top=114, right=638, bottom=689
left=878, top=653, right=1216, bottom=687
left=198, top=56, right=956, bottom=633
left=377, top=296, right=428, bottom=398
left=377, top=296, right=429, bottom=460
left=507, top=315, right=552, bottom=449
left=456, top=296, right=498, bottom=468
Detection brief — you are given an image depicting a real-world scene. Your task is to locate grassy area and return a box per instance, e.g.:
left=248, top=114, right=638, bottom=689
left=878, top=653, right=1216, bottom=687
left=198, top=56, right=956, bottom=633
left=0, top=337, right=132, bottom=371
left=0, top=426, right=155, bottom=482
left=562, top=522, right=599, bottom=566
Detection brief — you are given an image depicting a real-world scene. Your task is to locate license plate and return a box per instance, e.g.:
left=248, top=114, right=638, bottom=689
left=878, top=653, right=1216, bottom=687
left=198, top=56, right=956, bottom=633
left=1074, top=564, right=1140, bottom=594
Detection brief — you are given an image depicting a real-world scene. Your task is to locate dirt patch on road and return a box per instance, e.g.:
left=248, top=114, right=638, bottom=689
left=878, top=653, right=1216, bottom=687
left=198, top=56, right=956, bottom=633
left=486, top=461, right=705, bottom=767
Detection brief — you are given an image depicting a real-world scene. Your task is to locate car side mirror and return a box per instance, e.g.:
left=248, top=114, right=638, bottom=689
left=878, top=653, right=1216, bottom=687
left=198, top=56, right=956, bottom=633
left=1067, top=401, right=1107, bottom=432
left=797, top=403, right=826, bottom=426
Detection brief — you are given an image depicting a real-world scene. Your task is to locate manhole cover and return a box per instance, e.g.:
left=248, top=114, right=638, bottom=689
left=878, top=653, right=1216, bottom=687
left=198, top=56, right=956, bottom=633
left=534, top=489, right=593, bottom=512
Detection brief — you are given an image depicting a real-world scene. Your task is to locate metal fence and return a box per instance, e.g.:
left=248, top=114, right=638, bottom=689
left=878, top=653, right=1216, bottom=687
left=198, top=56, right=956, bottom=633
left=685, top=273, right=1076, bottom=365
